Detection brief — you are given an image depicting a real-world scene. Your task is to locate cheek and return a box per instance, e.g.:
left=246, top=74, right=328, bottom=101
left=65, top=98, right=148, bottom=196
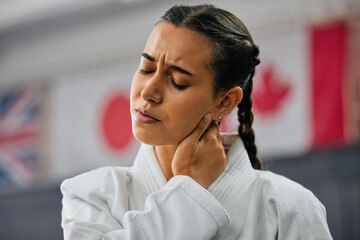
left=166, top=92, right=214, bottom=135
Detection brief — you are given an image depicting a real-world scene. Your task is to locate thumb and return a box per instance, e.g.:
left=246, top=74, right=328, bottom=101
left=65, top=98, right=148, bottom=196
left=183, top=113, right=212, bottom=146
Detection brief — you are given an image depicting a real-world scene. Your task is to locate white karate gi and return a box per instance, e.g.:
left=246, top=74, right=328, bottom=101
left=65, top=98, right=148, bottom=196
left=61, top=138, right=333, bottom=239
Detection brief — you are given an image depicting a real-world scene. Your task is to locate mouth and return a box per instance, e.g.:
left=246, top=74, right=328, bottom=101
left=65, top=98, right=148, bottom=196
left=134, top=107, right=160, bottom=123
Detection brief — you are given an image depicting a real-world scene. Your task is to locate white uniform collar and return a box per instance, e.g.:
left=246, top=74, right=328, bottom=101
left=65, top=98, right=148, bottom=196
left=132, top=136, right=255, bottom=202
left=132, top=143, right=167, bottom=198
left=208, top=135, right=255, bottom=203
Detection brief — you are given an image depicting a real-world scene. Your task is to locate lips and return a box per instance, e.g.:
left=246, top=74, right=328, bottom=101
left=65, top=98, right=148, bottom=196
left=134, top=107, right=160, bottom=123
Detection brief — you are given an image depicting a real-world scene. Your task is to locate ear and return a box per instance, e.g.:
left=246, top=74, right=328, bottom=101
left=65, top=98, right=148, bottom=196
left=215, top=86, right=243, bottom=118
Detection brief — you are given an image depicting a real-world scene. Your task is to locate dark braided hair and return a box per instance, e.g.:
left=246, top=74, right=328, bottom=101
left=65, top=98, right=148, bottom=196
left=160, top=4, right=262, bottom=169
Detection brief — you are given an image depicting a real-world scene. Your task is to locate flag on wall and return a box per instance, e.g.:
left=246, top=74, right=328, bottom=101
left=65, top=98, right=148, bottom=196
left=251, top=21, right=348, bottom=157
left=0, top=84, right=42, bottom=185
left=50, top=65, right=140, bottom=179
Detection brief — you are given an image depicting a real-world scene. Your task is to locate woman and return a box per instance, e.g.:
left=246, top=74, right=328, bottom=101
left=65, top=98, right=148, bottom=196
left=61, top=4, right=332, bottom=239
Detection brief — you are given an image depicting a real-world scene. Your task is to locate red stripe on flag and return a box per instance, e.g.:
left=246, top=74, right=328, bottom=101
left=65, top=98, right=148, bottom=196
left=311, top=21, right=348, bottom=148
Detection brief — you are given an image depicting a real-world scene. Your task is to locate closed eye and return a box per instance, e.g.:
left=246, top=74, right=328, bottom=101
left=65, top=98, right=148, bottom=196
left=170, top=78, right=188, bottom=90
left=139, top=69, right=155, bottom=75
left=139, top=69, right=188, bottom=90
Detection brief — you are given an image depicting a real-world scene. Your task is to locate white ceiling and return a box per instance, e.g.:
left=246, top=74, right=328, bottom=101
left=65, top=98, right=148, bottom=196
left=0, top=0, right=150, bottom=30
left=0, top=0, right=359, bottom=32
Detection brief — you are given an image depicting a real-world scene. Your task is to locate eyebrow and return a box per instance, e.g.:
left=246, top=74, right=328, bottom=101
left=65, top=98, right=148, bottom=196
left=141, top=52, right=193, bottom=76
left=141, top=53, right=155, bottom=62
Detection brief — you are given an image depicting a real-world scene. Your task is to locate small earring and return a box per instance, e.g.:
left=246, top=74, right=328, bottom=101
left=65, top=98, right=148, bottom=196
left=216, top=115, right=222, bottom=125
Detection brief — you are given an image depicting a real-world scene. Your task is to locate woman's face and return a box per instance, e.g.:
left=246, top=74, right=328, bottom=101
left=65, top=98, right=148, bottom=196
left=130, top=21, right=219, bottom=145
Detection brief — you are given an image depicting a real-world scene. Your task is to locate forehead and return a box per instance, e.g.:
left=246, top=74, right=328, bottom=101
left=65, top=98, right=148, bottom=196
left=143, top=22, right=214, bottom=72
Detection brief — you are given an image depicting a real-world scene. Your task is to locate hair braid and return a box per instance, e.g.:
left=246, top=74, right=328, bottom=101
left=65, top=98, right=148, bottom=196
left=238, top=44, right=262, bottom=169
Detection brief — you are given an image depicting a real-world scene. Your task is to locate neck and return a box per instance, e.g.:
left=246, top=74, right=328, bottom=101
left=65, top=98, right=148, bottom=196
left=154, top=145, right=178, bottom=180
left=153, top=133, right=238, bottom=181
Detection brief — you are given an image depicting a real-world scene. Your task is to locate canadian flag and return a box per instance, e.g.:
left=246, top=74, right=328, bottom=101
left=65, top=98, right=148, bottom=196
left=249, top=21, right=348, bottom=158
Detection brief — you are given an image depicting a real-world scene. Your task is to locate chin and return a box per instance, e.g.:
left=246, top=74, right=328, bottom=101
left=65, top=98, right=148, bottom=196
left=132, top=127, right=180, bottom=146
left=133, top=127, right=161, bottom=145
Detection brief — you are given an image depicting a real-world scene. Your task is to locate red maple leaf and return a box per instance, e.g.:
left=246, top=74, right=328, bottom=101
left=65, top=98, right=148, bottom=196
left=252, top=65, right=292, bottom=116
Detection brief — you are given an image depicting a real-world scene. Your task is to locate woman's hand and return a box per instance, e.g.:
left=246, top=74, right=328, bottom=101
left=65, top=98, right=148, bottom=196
left=172, top=113, right=226, bottom=189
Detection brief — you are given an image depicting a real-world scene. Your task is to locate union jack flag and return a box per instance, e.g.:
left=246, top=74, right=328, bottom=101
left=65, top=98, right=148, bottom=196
left=0, top=84, right=42, bottom=186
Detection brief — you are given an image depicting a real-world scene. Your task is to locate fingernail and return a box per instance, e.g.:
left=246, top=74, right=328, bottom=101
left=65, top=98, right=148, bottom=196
left=203, top=113, right=211, bottom=123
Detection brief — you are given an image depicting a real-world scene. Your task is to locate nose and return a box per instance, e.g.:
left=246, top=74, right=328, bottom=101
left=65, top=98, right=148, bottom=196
left=141, top=72, right=163, bottom=104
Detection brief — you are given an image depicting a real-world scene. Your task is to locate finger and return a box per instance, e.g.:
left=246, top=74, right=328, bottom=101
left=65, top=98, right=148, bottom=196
left=182, top=113, right=212, bottom=146
left=202, top=122, right=220, bottom=143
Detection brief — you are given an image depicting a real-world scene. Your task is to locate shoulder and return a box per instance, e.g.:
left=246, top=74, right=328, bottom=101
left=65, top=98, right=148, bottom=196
left=255, top=170, right=312, bottom=196
left=255, top=170, right=331, bottom=233
left=256, top=171, right=324, bottom=210
left=252, top=171, right=326, bottom=224
left=252, top=171, right=332, bottom=238
left=61, top=166, right=132, bottom=203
